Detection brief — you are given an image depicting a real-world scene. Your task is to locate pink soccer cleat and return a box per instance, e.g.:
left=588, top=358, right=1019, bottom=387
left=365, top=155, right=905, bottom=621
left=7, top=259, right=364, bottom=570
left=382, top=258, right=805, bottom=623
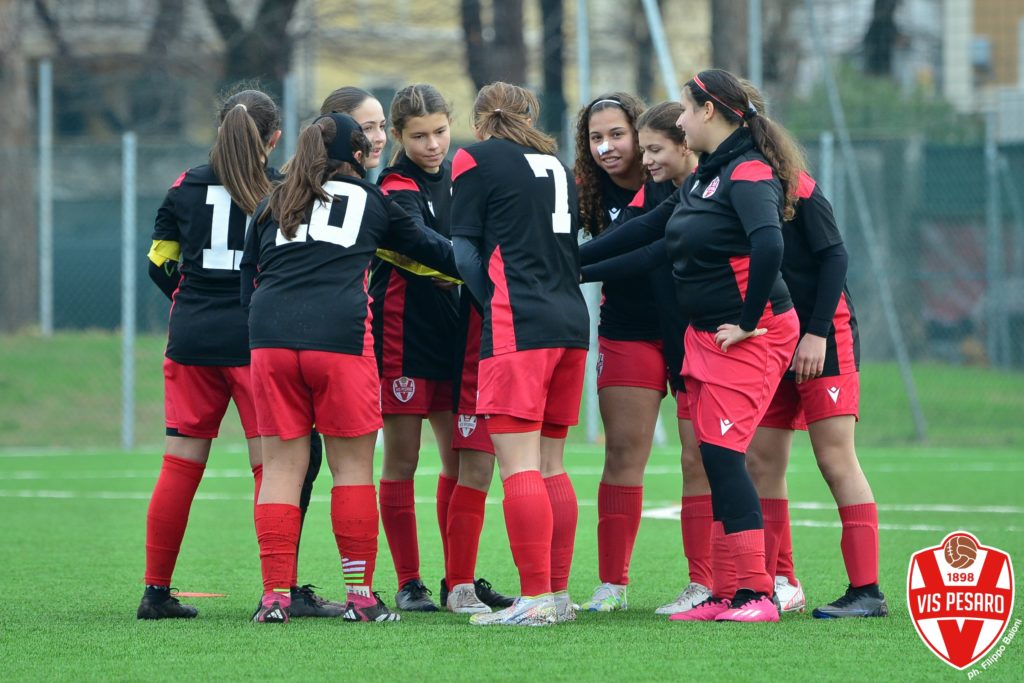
left=668, top=596, right=731, bottom=621
left=715, top=590, right=780, bottom=622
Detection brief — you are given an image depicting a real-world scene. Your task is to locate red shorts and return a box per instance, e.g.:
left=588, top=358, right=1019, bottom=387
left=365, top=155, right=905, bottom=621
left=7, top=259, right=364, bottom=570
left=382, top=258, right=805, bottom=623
left=478, top=347, right=587, bottom=425
left=682, top=310, right=799, bottom=452
left=760, top=372, right=860, bottom=429
left=163, top=358, right=258, bottom=439
left=596, top=337, right=668, bottom=393
left=380, top=376, right=452, bottom=416
left=251, top=348, right=382, bottom=439
left=674, top=388, right=691, bottom=420
left=451, top=413, right=495, bottom=454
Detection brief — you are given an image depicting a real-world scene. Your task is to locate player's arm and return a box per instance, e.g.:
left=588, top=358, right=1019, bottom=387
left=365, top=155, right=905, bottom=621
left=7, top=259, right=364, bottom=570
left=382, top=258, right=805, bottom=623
left=453, top=236, right=487, bottom=306
left=239, top=205, right=265, bottom=310
left=449, top=147, right=491, bottom=305
left=581, top=238, right=669, bottom=283
left=732, top=174, right=785, bottom=334
left=579, top=191, right=678, bottom=265
left=381, top=200, right=459, bottom=280
left=148, top=186, right=182, bottom=300
left=800, top=188, right=849, bottom=337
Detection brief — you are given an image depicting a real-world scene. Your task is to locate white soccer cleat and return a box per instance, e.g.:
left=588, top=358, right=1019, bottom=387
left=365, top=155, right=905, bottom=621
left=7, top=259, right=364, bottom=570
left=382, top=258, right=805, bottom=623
left=468, top=594, right=556, bottom=626
left=553, top=590, right=577, bottom=623
left=584, top=582, right=628, bottom=612
left=775, top=576, right=806, bottom=613
left=446, top=582, right=491, bottom=614
left=655, top=582, right=712, bottom=615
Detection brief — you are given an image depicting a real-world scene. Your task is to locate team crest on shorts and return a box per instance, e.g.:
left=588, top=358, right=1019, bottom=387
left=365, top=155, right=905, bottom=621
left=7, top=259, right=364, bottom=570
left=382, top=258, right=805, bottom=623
left=702, top=176, right=720, bottom=198
left=392, top=376, right=416, bottom=403
left=457, top=414, right=478, bottom=437
left=907, top=531, right=1014, bottom=670
left=596, top=352, right=605, bottom=377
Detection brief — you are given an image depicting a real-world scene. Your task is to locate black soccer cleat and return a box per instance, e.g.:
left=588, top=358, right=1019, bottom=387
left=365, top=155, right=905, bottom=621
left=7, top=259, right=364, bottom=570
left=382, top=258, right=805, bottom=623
left=812, top=584, right=889, bottom=619
left=395, top=579, right=438, bottom=612
left=474, top=578, right=515, bottom=609
left=137, top=586, right=199, bottom=620
left=252, top=595, right=289, bottom=623
left=288, top=584, right=345, bottom=618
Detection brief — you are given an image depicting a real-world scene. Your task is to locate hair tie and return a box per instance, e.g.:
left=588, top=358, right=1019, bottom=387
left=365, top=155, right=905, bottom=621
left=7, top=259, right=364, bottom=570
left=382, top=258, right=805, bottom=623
left=494, top=108, right=502, bottom=113
left=234, top=103, right=248, bottom=112
left=743, top=105, right=758, bottom=120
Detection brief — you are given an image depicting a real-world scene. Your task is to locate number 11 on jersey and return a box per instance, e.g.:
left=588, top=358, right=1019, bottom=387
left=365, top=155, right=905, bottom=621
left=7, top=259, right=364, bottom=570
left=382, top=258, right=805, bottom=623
left=525, top=154, right=571, bottom=234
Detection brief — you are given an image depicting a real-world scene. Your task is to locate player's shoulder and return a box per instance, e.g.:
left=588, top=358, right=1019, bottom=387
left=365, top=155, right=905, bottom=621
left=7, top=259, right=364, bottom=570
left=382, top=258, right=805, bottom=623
left=378, top=161, right=422, bottom=194
left=728, top=151, right=776, bottom=184
left=177, top=164, right=219, bottom=187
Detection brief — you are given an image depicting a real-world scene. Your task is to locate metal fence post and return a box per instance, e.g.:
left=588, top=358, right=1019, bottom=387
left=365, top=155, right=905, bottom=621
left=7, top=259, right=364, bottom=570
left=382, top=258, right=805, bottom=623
left=38, top=60, right=53, bottom=337
left=121, top=132, right=137, bottom=451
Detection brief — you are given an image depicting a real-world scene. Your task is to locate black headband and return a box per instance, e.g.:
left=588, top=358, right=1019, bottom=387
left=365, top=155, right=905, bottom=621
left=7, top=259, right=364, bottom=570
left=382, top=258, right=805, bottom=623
left=313, top=112, right=367, bottom=178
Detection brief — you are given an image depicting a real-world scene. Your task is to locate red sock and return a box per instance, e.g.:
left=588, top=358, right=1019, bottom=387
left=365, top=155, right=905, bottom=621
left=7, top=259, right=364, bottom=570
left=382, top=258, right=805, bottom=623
left=680, top=495, right=713, bottom=587
left=545, top=473, right=578, bottom=593
left=445, top=485, right=487, bottom=587
left=436, top=474, right=458, bottom=567
left=726, top=528, right=774, bottom=595
left=760, top=498, right=788, bottom=579
left=254, top=503, right=301, bottom=592
left=597, top=483, right=643, bottom=585
left=502, top=471, right=552, bottom=596
left=144, top=455, right=206, bottom=586
left=331, top=485, right=379, bottom=590
left=251, top=464, right=263, bottom=521
left=710, top=521, right=737, bottom=599
left=839, top=503, right=879, bottom=587
left=379, top=479, right=419, bottom=586
left=776, top=506, right=797, bottom=584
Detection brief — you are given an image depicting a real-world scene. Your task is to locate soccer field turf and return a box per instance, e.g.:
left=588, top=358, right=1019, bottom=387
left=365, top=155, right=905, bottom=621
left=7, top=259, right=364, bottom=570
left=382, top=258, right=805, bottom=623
left=2, top=443, right=1021, bottom=682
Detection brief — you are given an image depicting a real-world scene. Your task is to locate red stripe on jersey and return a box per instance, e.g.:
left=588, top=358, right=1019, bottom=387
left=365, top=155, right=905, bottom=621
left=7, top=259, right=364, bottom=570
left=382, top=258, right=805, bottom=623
left=171, top=170, right=188, bottom=189
left=452, top=149, right=478, bottom=182
left=460, top=306, right=484, bottom=410
left=797, top=171, right=816, bottom=200
left=833, top=292, right=856, bottom=374
left=729, top=256, right=750, bottom=299
left=487, top=246, right=517, bottom=353
left=362, top=266, right=375, bottom=355
left=381, top=174, right=419, bottom=195
left=628, top=186, right=646, bottom=209
left=382, top=270, right=407, bottom=375
left=731, top=160, right=773, bottom=183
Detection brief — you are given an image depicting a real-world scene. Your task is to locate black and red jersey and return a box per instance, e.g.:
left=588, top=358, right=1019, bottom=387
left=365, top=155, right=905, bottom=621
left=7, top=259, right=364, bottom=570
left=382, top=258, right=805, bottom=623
left=370, top=157, right=459, bottom=379
left=665, top=148, right=793, bottom=331
left=450, top=138, right=589, bottom=358
left=594, top=175, right=661, bottom=341
left=240, top=176, right=456, bottom=355
left=783, top=172, right=860, bottom=375
left=152, top=164, right=280, bottom=366
left=452, top=292, right=484, bottom=414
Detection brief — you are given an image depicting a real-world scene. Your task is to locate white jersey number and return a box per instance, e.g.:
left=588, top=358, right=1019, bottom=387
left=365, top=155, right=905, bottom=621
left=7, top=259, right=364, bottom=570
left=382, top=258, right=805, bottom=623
left=525, top=154, right=571, bottom=234
left=202, top=185, right=246, bottom=270
left=277, top=180, right=367, bottom=247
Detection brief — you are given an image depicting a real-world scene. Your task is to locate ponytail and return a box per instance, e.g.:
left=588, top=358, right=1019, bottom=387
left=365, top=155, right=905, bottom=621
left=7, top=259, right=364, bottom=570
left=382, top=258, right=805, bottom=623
left=473, top=82, right=557, bottom=156
left=686, top=69, right=806, bottom=220
left=263, top=118, right=338, bottom=240
left=209, top=89, right=280, bottom=215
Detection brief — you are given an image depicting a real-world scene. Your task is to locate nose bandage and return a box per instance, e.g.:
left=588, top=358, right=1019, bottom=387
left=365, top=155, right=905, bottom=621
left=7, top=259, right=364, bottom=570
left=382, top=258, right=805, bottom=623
left=597, top=141, right=611, bottom=156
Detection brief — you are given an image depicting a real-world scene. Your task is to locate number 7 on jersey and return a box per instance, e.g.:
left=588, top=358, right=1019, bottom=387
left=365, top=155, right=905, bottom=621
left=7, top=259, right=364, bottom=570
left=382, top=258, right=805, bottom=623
left=525, top=154, right=571, bottom=234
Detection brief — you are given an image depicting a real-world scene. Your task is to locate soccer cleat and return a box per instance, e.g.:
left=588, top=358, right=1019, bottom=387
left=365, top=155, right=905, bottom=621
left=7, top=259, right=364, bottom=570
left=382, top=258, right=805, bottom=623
left=668, top=596, right=731, bottom=622
left=584, top=582, right=628, bottom=612
left=343, top=591, right=401, bottom=622
left=715, top=589, right=780, bottom=622
left=440, top=578, right=449, bottom=607
left=812, top=584, right=889, bottom=619
left=655, top=582, right=712, bottom=615
left=287, top=584, right=345, bottom=618
left=252, top=592, right=290, bottom=623
left=774, top=576, right=806, bottom=613
left=137, top=586, right=198, bottom=620
left=446, top=582, right=491, bottom=614
left=469, top=594, right=557, bottom=627
left=474, top=578, right=516, bottom=608
left=553, top=590, right=577, bottom=623
left=394, top=579, right=438, bottom=612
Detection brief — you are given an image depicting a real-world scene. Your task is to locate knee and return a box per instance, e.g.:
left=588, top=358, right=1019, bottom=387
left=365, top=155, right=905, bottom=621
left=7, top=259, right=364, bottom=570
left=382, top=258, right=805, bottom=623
left=680, top=443, right=705, bottom=482
left=459, top=456, right=494, bottom=490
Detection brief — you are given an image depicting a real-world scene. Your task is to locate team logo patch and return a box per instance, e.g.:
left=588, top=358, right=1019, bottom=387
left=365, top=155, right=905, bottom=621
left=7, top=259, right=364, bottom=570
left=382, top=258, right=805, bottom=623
left=457, top=414, right=478, bottom=438
left=392, top=376, right=416, bottom=403
left=596, top=352, right=605, bottom=377
left=907, top=531, right=1014, bottom=670
left=702, top=176, right=720, bottom=198
left=719, top=418, right=734, bottom=436
left=827, top=386, right=841, bottom=404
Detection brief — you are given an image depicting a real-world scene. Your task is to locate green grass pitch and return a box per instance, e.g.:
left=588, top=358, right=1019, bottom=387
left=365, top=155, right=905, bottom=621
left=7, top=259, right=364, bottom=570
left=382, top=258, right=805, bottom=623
left=2, top=442, right=1022, bottom=681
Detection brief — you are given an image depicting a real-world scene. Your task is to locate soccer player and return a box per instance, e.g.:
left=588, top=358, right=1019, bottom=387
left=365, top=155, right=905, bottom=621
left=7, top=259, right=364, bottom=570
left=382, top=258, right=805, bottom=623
left=241, top=112, right=458, bottom=623
left=451, top=82, right=589, bottom=626
left=580, top=69, right=805, bottom=622
left=580, top=101, right=714, bottom=615
left=574, top=93, right=670, bottom=613
left=319, top=86, right=388, bottom=169
left=138, top=89, right=337, bottom=620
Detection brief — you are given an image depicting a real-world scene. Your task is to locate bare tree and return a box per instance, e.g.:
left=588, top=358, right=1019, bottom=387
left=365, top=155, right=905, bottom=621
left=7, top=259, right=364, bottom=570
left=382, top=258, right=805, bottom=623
left=0, top=0, right=38, bottom=332
left=711, top=0, right=748, bottom=77
left=203, top=0, right=300, bottom=98
left=460, top=0, right=527, bottom=90
left=539, top=0, right=566, bottom=143
left=862, top=0, right=902, bottom=76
